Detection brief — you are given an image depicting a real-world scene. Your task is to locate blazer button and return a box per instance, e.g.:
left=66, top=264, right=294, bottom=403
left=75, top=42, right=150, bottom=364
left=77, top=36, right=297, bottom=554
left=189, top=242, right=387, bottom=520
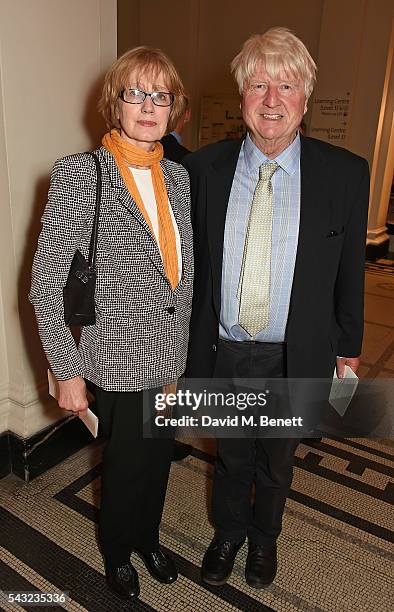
left=212, top=344, right=217, bottom=351
left=165, top=306, right=175, bottom=315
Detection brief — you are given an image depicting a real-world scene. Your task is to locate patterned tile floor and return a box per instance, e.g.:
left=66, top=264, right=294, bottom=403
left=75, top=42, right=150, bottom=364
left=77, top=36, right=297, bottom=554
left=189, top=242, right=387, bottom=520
left=0, top=269, right=393, bottom=611
left=0, top=436, right=393, bottom=611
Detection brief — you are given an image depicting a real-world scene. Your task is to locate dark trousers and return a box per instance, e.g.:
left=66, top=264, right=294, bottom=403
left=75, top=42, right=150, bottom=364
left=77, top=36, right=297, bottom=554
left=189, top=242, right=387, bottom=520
left=94, top=386, right=174, bottom=567
left=212, top=339, right=299, bottom=547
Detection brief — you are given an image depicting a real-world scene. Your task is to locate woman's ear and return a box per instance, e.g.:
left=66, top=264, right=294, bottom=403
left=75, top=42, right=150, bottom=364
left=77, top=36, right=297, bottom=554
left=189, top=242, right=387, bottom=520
left=115, top=99, right=121, bottom=122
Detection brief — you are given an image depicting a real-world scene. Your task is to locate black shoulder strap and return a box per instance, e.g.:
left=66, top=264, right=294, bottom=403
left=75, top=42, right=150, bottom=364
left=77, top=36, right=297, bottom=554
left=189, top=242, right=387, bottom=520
left=86, top=152, right=102, bottom=270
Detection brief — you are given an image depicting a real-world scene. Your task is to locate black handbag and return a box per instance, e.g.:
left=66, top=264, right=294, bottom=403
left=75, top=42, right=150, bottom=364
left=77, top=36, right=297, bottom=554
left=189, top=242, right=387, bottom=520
left=63, top=152, right=101, bottom=326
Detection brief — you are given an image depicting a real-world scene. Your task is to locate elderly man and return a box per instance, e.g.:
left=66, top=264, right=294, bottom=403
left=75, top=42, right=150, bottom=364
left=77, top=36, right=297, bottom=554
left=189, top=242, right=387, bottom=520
left=183, top=27, right=369, bottom=588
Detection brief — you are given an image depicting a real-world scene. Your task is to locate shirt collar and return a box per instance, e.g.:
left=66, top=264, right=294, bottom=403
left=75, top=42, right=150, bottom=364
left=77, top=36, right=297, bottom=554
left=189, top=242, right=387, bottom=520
left=170, top=130, right=182, bottom=144
left=244, top=131, right=301, bottom=176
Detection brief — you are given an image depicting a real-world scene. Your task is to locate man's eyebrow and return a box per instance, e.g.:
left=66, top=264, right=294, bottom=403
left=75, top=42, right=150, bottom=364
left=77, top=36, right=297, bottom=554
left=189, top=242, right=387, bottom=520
left=254, top=78, right=301, bottom=86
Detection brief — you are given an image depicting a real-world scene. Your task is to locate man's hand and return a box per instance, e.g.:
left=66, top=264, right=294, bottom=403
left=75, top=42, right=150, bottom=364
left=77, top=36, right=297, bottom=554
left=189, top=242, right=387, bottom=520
left=336, top=356, right=360, bottom=379
left=58, top=376, right=88, bottom=415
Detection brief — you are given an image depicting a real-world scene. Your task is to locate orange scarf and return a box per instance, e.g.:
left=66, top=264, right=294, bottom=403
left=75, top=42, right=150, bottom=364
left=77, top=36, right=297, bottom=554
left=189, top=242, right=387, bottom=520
left=102, top=129, right=179, bottom=290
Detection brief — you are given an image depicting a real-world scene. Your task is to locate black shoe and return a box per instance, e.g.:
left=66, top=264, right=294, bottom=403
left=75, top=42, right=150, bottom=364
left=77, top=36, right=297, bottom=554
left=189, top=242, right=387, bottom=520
left=106, top=562, right=140, bottom=599
left=172, top=442, right=193, bottom=461
left=201, top=538, right=244, bottom=585
left=245, top=542, right=277, bottom=588
left=136, top=548, right=178, bottom=584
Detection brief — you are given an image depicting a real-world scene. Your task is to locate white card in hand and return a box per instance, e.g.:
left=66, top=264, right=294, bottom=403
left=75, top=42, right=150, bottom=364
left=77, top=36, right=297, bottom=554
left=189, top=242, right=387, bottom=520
left=78, top=408, right=99, bottom=438
left=47, top=370, right=99, bottom=438
left=329, top=365, right=359, bottom=416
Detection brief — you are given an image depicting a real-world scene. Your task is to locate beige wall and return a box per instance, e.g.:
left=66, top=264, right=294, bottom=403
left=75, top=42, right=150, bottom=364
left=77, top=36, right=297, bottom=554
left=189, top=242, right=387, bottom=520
left=118, top=0, right=393, bottom=164
left=307, top=1, right=394, bottom=247
left=309, top=0, right=393, bottom=162
left=0, top=56, right=12, bottom=434
left=0, top=0, right=117, bottom=436
left=348, top=1, right=394, bottom=162
left=117, top=0, right=324, bottom=150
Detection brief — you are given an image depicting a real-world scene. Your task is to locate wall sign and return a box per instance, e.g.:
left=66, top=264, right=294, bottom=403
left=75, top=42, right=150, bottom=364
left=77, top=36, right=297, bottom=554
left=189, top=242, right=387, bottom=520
left=310, top=91, right=352, bottom=145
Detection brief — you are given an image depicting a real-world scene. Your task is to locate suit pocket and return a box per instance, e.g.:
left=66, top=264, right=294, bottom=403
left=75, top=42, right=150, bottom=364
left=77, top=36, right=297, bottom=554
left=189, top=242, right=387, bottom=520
left=326, top=226, right=345, bottom=238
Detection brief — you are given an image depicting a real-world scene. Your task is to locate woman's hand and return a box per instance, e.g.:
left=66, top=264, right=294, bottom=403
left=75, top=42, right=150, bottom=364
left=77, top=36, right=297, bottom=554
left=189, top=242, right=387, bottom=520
left=58, top=376, right=89, bottom=415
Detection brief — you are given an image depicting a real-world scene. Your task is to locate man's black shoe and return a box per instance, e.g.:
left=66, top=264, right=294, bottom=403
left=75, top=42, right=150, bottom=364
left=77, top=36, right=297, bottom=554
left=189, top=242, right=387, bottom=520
left=245, top=542, right=277, bottom=588
left=106, top=562, right=140, bottom=599
left=172, top=442, right=193, bottom=461
left=136, top=548, right=178, bottom=584
left=201, top=538, right=244, bottom=585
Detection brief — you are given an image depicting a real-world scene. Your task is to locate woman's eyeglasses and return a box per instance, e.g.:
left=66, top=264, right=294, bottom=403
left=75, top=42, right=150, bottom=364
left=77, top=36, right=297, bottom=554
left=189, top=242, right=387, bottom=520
left=120, top=88, right=174, bottom=107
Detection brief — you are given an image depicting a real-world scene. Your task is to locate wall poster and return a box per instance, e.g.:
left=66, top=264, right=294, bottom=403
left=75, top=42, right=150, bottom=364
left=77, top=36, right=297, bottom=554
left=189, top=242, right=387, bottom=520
left=199, top=96, right=246, bottom=147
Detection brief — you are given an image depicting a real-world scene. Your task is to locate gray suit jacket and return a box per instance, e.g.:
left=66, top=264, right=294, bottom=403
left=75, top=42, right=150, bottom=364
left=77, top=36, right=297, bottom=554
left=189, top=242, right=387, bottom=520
left=30, top=147, right=193, bottom=392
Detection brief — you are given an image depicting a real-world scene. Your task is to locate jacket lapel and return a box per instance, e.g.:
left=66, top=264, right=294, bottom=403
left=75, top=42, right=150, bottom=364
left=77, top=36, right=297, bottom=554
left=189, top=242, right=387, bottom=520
left=287, top=135, right=331, bottom=326
left=98, top=147, right=152, bottom=232
left=97, top=147, right=167, bottom=283
left=207, top=139, right=243, bottom=318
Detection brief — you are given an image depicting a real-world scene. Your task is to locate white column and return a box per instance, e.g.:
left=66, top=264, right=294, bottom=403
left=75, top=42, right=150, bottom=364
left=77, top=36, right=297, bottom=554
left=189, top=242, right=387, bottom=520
left=367, top=20, right=394, bottom=250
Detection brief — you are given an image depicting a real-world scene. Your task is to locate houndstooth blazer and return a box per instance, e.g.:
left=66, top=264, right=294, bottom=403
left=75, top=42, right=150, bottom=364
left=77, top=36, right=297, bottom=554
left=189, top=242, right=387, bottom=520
left=30, top=147, right=194, bottom=392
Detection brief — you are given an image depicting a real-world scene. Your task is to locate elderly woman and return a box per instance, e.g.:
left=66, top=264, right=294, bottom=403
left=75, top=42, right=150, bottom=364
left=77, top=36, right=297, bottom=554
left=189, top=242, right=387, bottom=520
left=30, top=47, right=193, bottom=600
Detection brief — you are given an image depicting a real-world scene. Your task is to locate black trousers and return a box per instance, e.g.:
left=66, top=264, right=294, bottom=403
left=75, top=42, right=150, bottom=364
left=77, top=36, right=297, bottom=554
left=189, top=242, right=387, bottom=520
left=94, top=386, right=174, bottom=567
left=212, top=339, right=299, bottom=547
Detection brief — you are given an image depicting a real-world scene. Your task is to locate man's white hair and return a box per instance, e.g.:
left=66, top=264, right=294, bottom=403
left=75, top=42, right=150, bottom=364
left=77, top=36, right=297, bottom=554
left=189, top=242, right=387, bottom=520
left=231, top=27, right=317, bottom=99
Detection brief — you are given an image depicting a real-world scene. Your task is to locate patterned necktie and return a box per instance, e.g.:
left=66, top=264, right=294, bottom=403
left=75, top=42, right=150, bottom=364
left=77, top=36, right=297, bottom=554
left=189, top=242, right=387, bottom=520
left=238, top=162, right=278, bottom=337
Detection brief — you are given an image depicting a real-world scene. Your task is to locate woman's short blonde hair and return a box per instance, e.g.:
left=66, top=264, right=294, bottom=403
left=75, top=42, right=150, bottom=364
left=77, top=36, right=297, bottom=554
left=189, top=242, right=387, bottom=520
left=231, top=27, right=317, bottom=99
left=99, top=46, right=187, bottom=133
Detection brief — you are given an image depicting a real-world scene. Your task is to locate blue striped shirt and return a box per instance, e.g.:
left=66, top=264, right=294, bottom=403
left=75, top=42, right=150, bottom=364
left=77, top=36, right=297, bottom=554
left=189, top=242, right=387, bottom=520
left=219, top=132, right=301, bottom=342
